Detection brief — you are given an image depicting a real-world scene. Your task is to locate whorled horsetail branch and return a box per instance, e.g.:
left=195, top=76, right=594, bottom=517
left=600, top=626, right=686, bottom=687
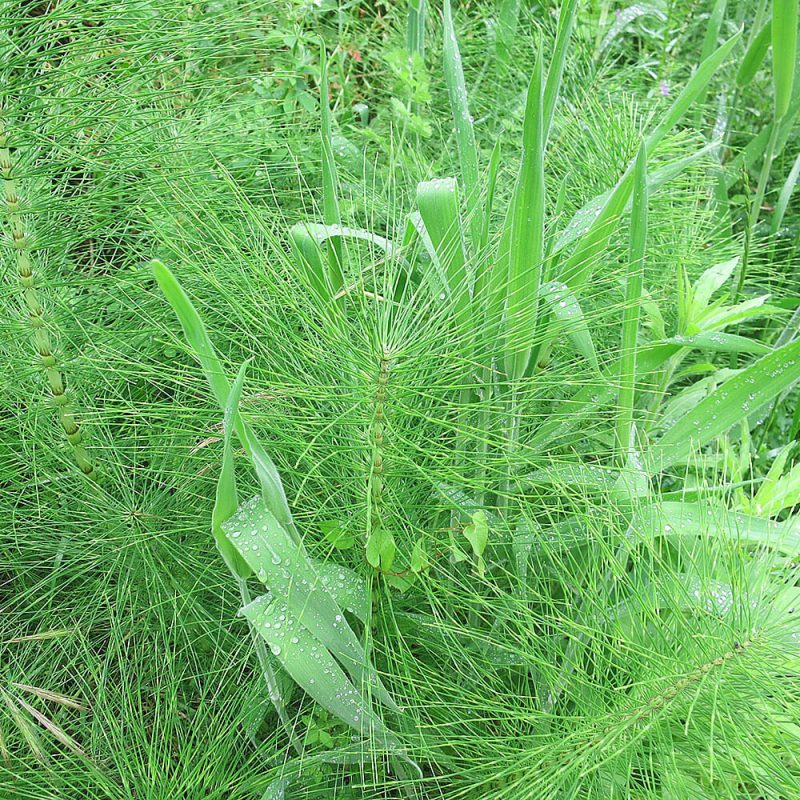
left=0, top=111, right=96, bottom=477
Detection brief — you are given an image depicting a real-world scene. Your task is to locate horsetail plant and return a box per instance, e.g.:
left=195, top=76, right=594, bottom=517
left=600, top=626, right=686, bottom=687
left=365, top=347, right=396, bottom=573
left=152, top=260, right=403, bottom=752
left=0, top=110, right=96, bottom=478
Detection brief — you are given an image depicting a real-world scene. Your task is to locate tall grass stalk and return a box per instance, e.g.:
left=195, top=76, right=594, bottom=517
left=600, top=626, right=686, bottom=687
left=616, top=140, right=648, bottom=459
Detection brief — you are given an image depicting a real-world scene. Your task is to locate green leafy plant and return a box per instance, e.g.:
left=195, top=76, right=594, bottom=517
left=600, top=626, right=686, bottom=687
left=4, top=0, right=800, bottom=796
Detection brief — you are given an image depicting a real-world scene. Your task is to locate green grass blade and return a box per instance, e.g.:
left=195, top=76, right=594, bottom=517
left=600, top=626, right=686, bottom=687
left=541, top=280, right=599, bottom=372
left=657, top=332, right=772, bottom=355
left=543, top=0, right=578, bottom=139
left=644, top=30, right=740, bottom=152
left=495, top=0, right=521, bottom=70
left=694, top=0, right=728, bottom=124
left=772, top=0, right=798, bottom=119
left=556, top=24, right=739, bottom=292
left=212, top=360, right=253, bottom=579
left=443, top=0, right=482, bottom=251
left=505, top=49, right=545, bottom=381
left=651, top=338, right=800, bottom=471
left=616, top=140, right=648, bottom=458
left=633, top=501, right=800, bottom=554
left=530, top=315, right=784, bottom=457
left=151, top=260, right=297, bottom=539
left=152, top=259, right=230, bottom=408
left=319, top=45, right=345, bottom=289
left=736, top=18, right=771, bottom=88
left=289, top=222, right=396, bottom=305
left=555, top=143, right=717, bottom=254
left=480, top=139, right=501, bottom=256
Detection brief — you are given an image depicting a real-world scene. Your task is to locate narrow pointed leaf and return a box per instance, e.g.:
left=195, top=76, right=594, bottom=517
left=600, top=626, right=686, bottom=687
left=543, top=0, right=579, bottom=138
left=772, top=0, right=798, bottom=119
left=213, top=360, right=253, bottom=579
left=443, top=0, right=481, bottom=250
left=736, top=18, right=772, bottom=88
left=651, top=339, right=800, bottom=471
left=631, top=501, right=800, bottom=554
left=541, top=280, right=599, bottom=371
left=152, top=260, right=297, bottom=539
left=319, top=45, right=345, bottom=287
left=617, top=140, right=648, bottom=457
left=505, top=51, right=545, bottom=380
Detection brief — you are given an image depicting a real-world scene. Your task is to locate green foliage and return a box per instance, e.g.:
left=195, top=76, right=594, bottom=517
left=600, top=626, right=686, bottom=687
left=3, top=0, right=800, bottom=797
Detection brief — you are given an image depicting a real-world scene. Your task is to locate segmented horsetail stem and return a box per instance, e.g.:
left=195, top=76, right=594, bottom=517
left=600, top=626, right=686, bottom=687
left=368, top=346, right=391, bottom=538
left=0, top=110, right=96, bottom=477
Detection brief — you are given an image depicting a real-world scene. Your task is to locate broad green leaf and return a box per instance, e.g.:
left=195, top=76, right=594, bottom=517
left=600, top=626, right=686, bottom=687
left=320, top=519, right=356, bottom=551
left=437, top=483, right=501, bottom=527
left=525, top=462, right=620, bottom=491
left=772, top=0, right=798, bottom=119
left=242, top=594, right=396, bottom=746
left=224, top=495, right=398, bottom=711
left=443, top=0, right=481, bottom=250
left=736, top=18, right=771, bottom=88
left=612, top=443, right=650, bottom=501
left=462, top=511, right=489, bottom=557
left=151, top=260, right=297, bottom=540
left=505, top=50, right=545, bottom=380
left=312, top=560, right=370, bottom=622
left=691, top=257, right=739, bottom=311
left=366, top=528, right=397, bottom=573
left=696, top=294, right=783, bottom=333
left=651, top=339, right=800, bottom=471
left=289, top=222, right=399, bottom=306
left=212, top=360, right=252, bottom=579
left=290, top=222, right=394, bottom=257
left=541, top=280, right=599, bottom=371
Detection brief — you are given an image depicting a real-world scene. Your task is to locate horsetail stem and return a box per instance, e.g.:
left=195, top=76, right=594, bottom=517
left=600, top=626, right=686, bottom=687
left=0, top=110, right=96, bottom=478
left=368, top=346, right=391, bottom=539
